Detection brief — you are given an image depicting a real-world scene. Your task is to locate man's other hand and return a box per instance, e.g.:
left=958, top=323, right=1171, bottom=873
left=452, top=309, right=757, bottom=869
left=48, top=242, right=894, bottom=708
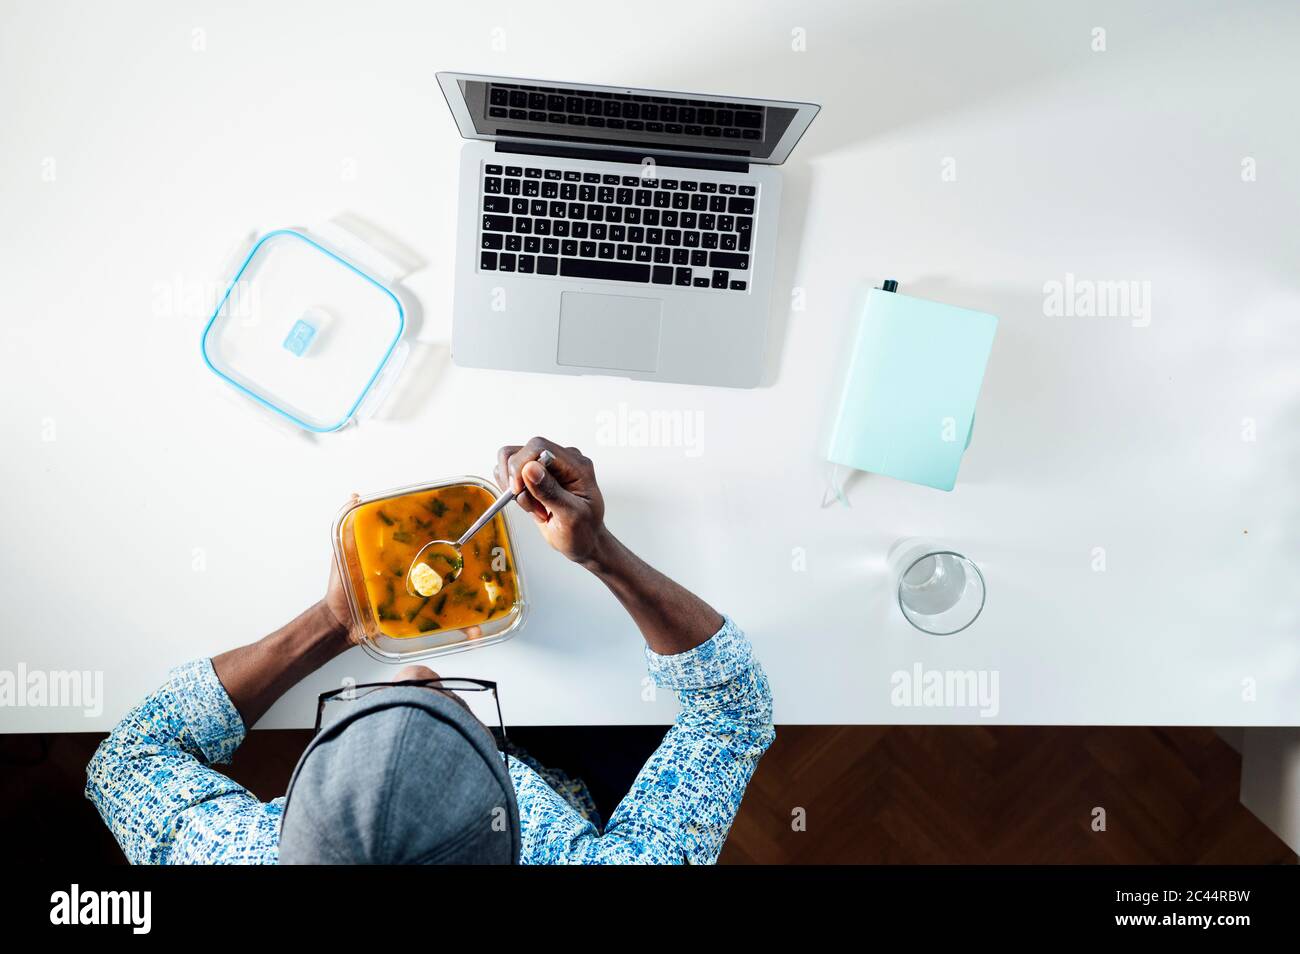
left=494, top=437, right=609, bottom=566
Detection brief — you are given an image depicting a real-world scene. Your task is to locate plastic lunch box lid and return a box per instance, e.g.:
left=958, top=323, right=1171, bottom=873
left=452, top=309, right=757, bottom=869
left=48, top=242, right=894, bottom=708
left=200, top=229, right=406, bottom=433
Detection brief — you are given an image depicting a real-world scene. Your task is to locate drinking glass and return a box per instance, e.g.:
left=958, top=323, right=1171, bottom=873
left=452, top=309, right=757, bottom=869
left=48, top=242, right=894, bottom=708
left=887, top=538, right=986, bottom=635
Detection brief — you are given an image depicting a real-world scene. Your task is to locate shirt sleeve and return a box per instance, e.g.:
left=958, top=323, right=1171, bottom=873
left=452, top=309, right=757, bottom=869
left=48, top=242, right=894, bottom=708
left=517, top=616, right=774, bottom=865
left=84, top=658, right=281, bottom=865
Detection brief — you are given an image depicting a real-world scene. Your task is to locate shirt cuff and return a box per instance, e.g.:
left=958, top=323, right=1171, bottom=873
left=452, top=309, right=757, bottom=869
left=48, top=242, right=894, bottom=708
left=644, top=615, right=752, bottom=690
left=167, top=658, right=247, bottom=765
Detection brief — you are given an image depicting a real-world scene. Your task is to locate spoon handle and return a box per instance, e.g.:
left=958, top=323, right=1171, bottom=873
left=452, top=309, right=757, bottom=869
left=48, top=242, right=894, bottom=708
left=457, top=450, right=555, bottom=547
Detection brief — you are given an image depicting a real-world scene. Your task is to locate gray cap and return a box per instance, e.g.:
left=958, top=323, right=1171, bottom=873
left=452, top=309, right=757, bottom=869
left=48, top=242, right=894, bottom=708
left=279, top=685, right=519, bottom=864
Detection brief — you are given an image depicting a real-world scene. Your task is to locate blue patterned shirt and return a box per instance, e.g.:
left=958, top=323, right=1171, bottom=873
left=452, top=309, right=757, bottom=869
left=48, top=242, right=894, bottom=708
left=85, top=617, right=773, bottom=864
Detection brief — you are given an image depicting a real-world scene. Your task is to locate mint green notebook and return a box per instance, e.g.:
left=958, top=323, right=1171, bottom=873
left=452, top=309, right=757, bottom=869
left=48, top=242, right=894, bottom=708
left=827, top=288, right=997, bottom=492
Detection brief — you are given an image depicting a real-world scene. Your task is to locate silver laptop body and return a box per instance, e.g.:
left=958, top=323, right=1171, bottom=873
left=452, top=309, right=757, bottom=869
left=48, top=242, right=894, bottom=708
left=438, top=72, right=819, bottom=388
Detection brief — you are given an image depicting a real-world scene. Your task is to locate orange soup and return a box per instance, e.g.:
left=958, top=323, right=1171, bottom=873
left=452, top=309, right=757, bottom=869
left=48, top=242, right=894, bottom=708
left=347, top=484, right=519, bottom=638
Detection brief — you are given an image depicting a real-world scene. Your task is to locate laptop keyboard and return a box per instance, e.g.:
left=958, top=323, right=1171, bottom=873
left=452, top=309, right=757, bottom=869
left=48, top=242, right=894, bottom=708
left=478, top=163, right=757, bottom=292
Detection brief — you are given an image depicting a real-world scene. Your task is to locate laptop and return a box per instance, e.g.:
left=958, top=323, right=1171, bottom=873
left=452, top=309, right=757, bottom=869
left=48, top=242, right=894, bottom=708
left=437, top=73, right=819, bottom=388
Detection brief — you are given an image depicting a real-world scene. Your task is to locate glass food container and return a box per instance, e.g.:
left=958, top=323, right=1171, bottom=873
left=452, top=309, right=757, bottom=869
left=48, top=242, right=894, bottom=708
left=332, top=476, right=528, bottom=663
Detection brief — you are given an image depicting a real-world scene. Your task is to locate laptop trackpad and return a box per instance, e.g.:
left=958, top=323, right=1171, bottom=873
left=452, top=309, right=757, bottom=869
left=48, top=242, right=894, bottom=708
left=557, top=291, right=662, bottom=373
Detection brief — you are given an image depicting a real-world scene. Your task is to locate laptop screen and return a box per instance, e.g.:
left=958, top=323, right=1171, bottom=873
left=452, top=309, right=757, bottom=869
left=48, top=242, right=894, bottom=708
left=439, top=74, right=818, bottom=165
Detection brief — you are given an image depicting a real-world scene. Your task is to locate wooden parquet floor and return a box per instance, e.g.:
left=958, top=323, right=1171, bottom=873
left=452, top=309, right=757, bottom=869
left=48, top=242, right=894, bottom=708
left=719, top=726, right=1295, bottom=864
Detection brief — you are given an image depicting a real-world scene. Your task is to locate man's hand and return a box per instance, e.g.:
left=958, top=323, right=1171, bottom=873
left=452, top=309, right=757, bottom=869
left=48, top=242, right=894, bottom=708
left=494, top=437, right=722, bottom=656
left=495, top=437, right=609, bottom=566
left=322, top=494, right=363, bottom=646
left=324, top=559, right=363, bottom=647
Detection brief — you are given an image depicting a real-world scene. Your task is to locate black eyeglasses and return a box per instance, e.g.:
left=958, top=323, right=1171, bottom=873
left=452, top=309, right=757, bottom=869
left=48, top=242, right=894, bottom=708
left=314, top=678, right=509, bottom=766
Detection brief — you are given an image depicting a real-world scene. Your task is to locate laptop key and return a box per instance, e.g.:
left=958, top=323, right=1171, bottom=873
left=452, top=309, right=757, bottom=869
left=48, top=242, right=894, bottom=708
left=484, top=196, right=509, bottom=213
left=652, top=266, right=673, bottom=284
left=514, top=218, right=532, bottom=234
left=481, top=252, right=498, bottom=270
left=499, top=253, right=516, bottom=272
left=544, top=169, right=562, bottom=180
left=483, top=215, right=512, bottom=232
left=562, top=240, right=578, bottom=256
left=518, top=256, right=535, bottom=274
left=709, top=196, right=727, bottom=212
left=674, top=267, right=692, bottom=286
left=563, top=170, right=581, bottom=181
left=693, top=277, right=709, bottom=287
left=482, top=233, right=504, bottom=250
left=739, top=185, right=756, bottom=196
left=719, top=183, right=736, bottom=194
left=672, top=249, right=689, bottom=265
left=720, top=234, right=737, bottom=251
left=635, top=246, right=652, bottom=262
left=505, top=235, right=522, bottom=251
left=654, top=247, right=670, bottom=263
left=560, top=259, right=651, bottom=283
left=617, top=244, right=634, bottom=261
left=710, top=252, right=749, bottom=270
left=538, top=257, right=558, bottom=275
left=728, top=197, right=755, bottom=214
left=730, top=280, right=747, bottom=290
left=691, top=250, right=708, bottom=267
left=598, top=243, right=615, bottom=259
left=712, top=270, right=728, bottom=289
left=580, top=241, right=596, bottom=257
left=543, top=238, right=559, bottom=254
left=485, top=163, right=503, bottom=175
left=484, top=177, right=502, bottom=194
left=524, top=237, right=540, bottom=252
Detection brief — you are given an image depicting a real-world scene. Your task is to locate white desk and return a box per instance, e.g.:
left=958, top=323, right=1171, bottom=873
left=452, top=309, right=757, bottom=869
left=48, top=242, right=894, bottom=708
left=3, top=0, right=1298, bottom=732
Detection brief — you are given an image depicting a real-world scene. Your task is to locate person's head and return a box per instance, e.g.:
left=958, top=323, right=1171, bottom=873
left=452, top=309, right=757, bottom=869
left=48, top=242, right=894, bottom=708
left=278, top=665, right=519, bottom=864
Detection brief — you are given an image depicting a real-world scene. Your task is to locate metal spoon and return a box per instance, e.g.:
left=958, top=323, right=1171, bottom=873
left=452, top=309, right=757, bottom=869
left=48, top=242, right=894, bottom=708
left=405, top=450, right=554, bottom=597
